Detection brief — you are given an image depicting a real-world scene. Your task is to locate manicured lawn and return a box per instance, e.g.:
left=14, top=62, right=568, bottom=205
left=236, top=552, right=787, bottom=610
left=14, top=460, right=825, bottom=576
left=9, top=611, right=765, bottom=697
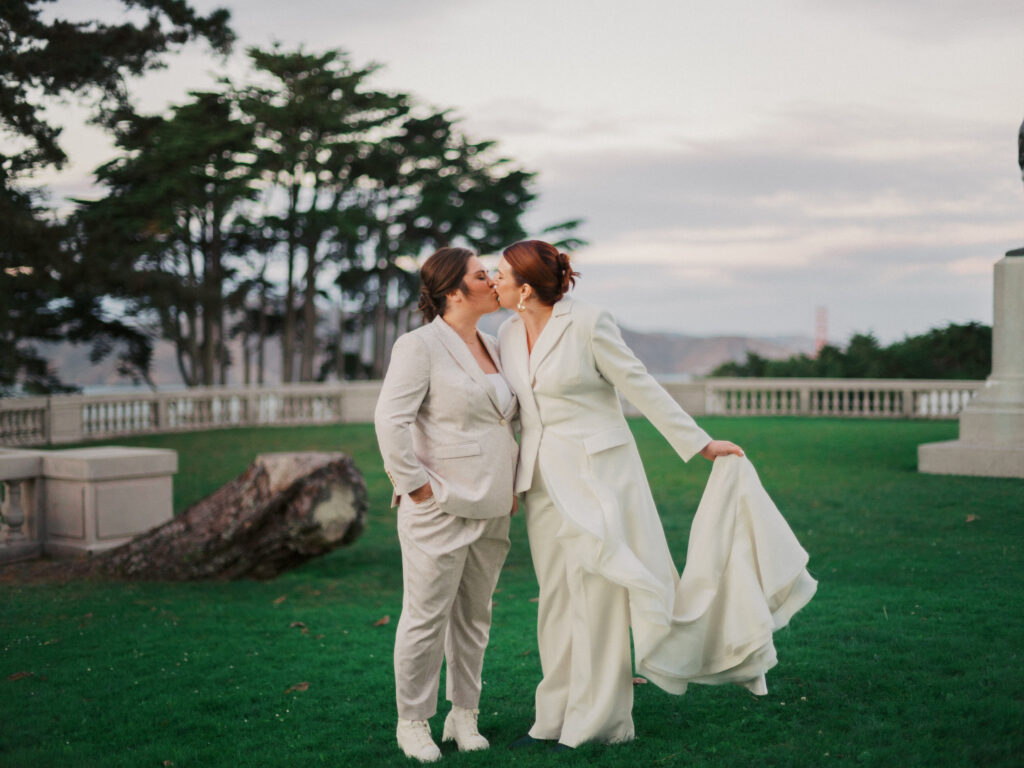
left=2, top=418, right=1022, bottom=767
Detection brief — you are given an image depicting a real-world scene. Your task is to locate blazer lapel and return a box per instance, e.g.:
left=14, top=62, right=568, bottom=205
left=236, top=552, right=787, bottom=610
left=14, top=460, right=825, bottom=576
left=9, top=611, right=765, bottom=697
left=480, top=332, right=518, bottom=418
left=528, top=296, right=573, bottom=380
left=431, top=316, right=504, bottom=415
left=502, top=316, right=540, bottom=409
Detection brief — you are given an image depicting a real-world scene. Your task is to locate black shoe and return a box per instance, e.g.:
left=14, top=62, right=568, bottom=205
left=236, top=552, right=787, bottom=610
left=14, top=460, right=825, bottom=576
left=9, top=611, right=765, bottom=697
left=550, top=743, right=574, bottom=753
left=508, top=734, right=547, bottom=749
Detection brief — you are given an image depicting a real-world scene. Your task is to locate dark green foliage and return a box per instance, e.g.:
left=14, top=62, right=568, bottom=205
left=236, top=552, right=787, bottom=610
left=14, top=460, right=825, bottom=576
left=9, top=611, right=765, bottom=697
left=1, top=0, right=233, bottom=177
left=77, top=90, right=257, bottom=386
left=346, top=108, right=536, bottom=375
left=236, top=46, right=409, bottom=383
left=2, top=418, right=1021, bottom=766
left=0, top=183, right=152, bottom=395
left=3, top=13, right=569, bottom=390
left=713, top=323, right=991, bottom=379
left=1, top=0, right=233, bottom=393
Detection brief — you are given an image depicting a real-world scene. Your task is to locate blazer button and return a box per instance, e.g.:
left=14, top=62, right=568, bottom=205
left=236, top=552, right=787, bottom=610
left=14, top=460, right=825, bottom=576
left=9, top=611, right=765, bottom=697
left=499, top=418, right=508, bottom=426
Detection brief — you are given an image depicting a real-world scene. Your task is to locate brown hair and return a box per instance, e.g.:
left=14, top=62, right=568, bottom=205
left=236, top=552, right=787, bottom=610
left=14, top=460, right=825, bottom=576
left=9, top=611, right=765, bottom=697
left=502, top=240, right=580, bottom=306
left=418, top=247, right=474, bottom=321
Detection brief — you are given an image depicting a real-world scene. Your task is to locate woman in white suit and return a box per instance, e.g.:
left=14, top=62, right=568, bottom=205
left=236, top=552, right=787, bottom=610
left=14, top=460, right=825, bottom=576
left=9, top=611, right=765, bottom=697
left=494, top=240, right=745, bottom=750
left=375, top=247, right=518, bottom=763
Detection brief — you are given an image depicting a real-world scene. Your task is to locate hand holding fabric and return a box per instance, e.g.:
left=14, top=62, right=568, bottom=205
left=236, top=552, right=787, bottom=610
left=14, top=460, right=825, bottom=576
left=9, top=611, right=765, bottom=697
left=700, top=440, right=744, bottom=461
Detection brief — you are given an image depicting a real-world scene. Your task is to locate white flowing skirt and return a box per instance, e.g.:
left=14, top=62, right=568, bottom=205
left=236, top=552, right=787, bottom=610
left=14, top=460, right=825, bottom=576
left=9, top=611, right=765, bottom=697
left=538, top=451, right=817, bottom=696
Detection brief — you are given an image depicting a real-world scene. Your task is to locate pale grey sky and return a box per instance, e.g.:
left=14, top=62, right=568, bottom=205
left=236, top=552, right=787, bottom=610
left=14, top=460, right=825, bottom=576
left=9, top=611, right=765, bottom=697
left=30, top=0, right=1024, bottom=342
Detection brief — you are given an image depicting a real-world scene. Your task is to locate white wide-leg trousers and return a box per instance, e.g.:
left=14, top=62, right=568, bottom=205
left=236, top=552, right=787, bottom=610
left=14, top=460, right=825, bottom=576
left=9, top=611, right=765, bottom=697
left=394, top=495, right=510, bottom=721
left=524, top=470, right=635, bottom=747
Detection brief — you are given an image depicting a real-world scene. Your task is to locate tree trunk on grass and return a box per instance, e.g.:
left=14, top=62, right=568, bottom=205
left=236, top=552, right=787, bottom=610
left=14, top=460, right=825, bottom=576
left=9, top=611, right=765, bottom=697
left=96, top=452, right=367, bottom=580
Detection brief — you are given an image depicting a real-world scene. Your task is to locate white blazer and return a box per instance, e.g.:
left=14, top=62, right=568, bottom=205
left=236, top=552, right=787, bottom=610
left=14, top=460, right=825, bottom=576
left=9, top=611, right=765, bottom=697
left=375, top=315, right=519, bottom=520
left=498, top=296, right=814, bottom=694
left=498, top=295, right=711, bottom=496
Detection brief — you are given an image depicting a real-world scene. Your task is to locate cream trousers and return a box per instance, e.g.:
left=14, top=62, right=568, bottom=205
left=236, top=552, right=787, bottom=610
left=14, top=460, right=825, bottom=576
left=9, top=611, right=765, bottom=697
left=524, top=469, right=636, bottom=747
left=394, top=495, right=510, bottom=721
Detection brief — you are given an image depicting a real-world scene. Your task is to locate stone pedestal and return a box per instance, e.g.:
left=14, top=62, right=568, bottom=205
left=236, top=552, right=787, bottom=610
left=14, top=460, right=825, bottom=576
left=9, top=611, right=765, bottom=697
left=42, top=446, right=178, bottom=557
left=919, top=251, right=1024, bottom=478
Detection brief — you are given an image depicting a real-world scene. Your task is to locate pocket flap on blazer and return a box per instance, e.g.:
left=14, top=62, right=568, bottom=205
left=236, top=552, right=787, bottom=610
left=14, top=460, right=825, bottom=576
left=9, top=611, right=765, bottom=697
left=583, top=426, right=632, bottom=455
left=435, top=441, right=482, bottom=459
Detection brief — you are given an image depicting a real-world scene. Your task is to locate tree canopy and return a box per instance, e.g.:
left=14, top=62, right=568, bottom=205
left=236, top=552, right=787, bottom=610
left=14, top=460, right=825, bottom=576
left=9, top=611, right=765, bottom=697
left=711, top=323, right=992, bottom=380
left=1, top=0, right=233, bottom=179
left=1, top=0, right=233, bottom=395
left=2, top=23, right=571, bottom=393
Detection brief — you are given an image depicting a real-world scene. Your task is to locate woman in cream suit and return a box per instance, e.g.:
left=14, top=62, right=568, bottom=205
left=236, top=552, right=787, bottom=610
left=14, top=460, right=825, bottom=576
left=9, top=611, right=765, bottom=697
left=375, top=247, right=518, bottom=763
left=494, top=240, right=791, bottom=750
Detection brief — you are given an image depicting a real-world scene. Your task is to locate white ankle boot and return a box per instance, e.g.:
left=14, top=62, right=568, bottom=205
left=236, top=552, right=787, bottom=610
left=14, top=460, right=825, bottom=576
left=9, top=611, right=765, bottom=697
left=442, top=706, right=489, bottom=751
left=396, top=718, right=442, bottom=763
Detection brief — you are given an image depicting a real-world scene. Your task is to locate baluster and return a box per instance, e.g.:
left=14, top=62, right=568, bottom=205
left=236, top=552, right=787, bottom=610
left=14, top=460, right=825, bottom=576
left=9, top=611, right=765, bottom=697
left=1, top=480, right=26, bottom=543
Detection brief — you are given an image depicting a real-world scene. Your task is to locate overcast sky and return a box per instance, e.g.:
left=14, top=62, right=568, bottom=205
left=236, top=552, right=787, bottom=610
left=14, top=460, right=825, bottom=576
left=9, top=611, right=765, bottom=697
left=33, top=0, right=1024, bottom=343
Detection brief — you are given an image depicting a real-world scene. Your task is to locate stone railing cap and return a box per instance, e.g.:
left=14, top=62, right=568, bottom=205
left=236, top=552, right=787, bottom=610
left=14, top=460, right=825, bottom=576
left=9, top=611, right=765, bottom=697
left=0, top=450, right=45, bottom=481
left=42, top=446, right=178, bottom=481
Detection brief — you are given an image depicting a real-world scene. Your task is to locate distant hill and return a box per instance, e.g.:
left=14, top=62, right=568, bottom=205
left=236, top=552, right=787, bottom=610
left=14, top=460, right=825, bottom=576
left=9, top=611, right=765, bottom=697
left=480, top=310, right=815, bottom=377
left=618, top=327, right=816, bottom=376
left=32, top=317, right=815, bottom=391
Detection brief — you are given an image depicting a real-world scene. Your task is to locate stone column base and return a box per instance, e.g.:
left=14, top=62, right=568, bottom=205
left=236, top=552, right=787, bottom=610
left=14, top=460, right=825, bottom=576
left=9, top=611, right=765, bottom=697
left=918, top=440, right=1024, bottom=479
left=0, top=538, right=43, bottom=564
left=43, top=447, right=178, bottom=558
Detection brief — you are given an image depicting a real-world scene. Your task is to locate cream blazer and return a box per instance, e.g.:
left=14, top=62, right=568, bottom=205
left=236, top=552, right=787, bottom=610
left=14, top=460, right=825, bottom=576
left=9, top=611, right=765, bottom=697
left=498, top=296, right=815, bottom=694
left=498, top=295, right=711, bottom=497
left=375, top=316, right=518, bottom=520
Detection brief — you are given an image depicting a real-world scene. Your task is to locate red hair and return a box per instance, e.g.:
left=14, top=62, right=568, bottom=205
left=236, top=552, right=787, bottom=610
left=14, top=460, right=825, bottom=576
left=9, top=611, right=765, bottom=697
left=502, top=240, right=579, bottom=306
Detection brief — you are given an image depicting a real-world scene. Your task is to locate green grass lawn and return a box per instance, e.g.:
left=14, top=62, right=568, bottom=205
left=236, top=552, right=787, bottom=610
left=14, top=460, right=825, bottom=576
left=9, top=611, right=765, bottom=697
left=2, top=418, right=1022, bottom=767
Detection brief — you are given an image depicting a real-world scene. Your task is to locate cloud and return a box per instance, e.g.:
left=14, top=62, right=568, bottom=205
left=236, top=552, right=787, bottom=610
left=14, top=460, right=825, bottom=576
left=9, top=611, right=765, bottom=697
left=511, top=102, right=1016, bottom=341
left=800, top=0, right=1024, bottom=41
left=519, top=101, right=1022, bottom=245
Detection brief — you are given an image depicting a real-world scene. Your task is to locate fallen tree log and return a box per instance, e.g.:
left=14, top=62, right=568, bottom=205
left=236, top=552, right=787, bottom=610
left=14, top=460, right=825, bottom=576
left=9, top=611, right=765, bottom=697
left=93, top=452, right=368, bottom=580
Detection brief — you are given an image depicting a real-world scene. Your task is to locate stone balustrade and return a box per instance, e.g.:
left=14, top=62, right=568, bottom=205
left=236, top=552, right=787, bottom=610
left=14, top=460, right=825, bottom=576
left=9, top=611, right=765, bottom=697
left=0, top=445, right=177, bottom=562
left=0, top=382, right=384, bottom=447
left=1, top=378, right=981, bottom=448
left=0, top=448, right=45, bottom=563
left=624, top=378, right=979, bottom=420
left=0, top=376, right=985, bottom=563
left=697, top=378, right=979, bottom=419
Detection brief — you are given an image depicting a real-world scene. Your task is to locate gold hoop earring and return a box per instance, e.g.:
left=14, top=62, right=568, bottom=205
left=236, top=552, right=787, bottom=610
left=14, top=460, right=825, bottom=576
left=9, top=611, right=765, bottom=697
left=516, top=296, right=526, bottom=312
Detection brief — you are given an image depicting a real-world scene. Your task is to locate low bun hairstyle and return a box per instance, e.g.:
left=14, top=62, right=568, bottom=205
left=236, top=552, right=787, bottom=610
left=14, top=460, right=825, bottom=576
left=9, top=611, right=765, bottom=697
left=502, top=240, right=580, bottom=306
left=418, top=247, right=474, bottom=322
